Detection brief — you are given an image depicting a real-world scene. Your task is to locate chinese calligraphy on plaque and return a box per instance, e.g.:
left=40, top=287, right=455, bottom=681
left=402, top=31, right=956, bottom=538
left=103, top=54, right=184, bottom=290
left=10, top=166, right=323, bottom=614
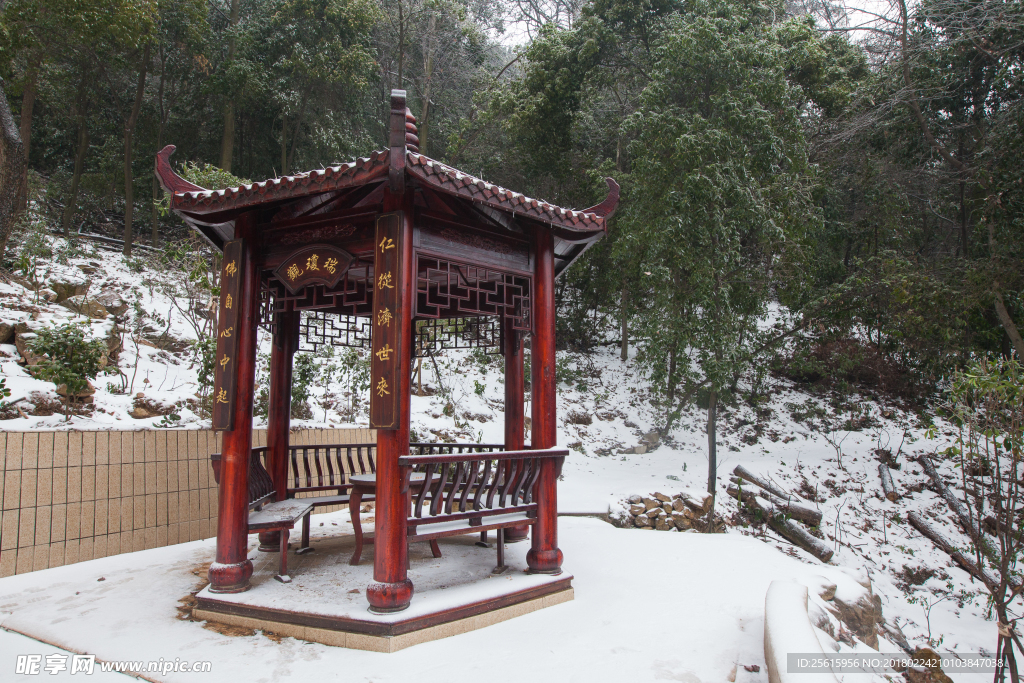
left=212, top=240, right=243, bottom=431
left=370, top=213, right=403, bottom=429
left=272, top=244, right=354, bottom=295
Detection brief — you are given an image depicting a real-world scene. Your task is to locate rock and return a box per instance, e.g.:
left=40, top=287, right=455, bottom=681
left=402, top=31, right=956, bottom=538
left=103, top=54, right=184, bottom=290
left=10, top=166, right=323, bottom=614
left=655, top=517, right=673, bottom=531
left=833, top=592, right=882, bottom=649
left=661, top=503, right=673, bottom=514
left=56, top=381, right=95, bottom=403
left=648, top=507, right=664, bottom=518
left=39, top=288, right=58, bottom=302
left=632, top=445, right=647, bottom=454
left=638, top=526, right=654, bottom=530
left=671, top=512, right=691, bottom=529
left=142, top=330, right=189, bottom=352
left=60, top=295, right=108, bottom=319
left=642, top=497, right=660, bottom=511
left=0, top=321, right=12, bottom=344
left=14, top=331, right=44, bottom=366
left=653, top=492, right=671, bottom=502
left=643, top=431, right=661, bottom=447
left=905, top=649, right=954, bottom=683
left=50, top=275, right=90, bottom=303
left=130, top=396, right=175, bottom=419
left=94, top=290, right=128, bottom=317
left=78, top=261, right=102, bottom=275
left=627, top=494, right=642, bottom=505
left=629, top=504, right=646, bottom=516
left=635, top=514, right=651, bottom=527
left=672, top=498, right=686, bottom=512
left=807, top=576, right=838, bottom=601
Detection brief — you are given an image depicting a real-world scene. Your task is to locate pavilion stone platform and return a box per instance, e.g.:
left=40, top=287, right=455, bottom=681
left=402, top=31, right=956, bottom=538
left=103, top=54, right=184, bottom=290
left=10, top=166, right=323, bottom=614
left=193, top=532, right=573, bottom=653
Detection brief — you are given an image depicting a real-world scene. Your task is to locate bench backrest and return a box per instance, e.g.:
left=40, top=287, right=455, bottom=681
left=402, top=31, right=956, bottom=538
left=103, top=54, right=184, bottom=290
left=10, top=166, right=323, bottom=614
left=209, top=451, right=276, bottom=510
left=285, top=442, right=503, bottom=498
left=397, top=448, right=567, bottom=526
left=288, top=444, right=376, bottom=496
left=213, top=442, right=509, bottom=507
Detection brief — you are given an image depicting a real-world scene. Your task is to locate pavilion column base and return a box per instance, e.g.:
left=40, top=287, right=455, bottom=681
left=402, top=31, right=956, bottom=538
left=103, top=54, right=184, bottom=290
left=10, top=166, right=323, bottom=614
left=504, top=526, right=530, bottom=543
left=526, top=548, right=563, bottom=575
left=208, top=560, right=254, bottom=593
left=258, top=531, right=281, bottom=552
left=366, top=579, right=414, bottom=614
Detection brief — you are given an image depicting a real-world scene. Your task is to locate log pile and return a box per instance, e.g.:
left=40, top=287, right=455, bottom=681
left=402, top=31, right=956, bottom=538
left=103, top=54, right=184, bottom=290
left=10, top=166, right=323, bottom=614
left=728, top=466, right=833, bottom=563
left=615, top=490, right=717, bottom=531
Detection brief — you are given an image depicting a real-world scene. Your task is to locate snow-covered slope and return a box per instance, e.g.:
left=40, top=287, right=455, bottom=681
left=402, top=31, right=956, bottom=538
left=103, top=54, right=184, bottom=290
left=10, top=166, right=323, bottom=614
left=0, top=235, right=999, bottom=665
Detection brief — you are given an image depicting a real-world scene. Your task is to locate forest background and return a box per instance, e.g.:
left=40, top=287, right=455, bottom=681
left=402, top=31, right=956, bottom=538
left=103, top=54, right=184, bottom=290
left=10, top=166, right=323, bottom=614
left=0, top=0, right=1022, bottom=432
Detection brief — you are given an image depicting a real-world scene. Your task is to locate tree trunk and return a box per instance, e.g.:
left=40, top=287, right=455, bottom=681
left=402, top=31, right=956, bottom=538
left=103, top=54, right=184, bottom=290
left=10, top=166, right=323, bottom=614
left=219, top=0, right=240, bottom=172
left=418, top=13, right=436, bottom=153
left=620, top=275, right=628, bottom=361
left=994, top=291, right=1024, bottom=360
left=151, top=50, right=167, bottom=246
left=0, top=78, right=26, bottom=261
left=286, top=85, right=312, bottom=172
left=705, top=389, right=717, bottom=531
left=16, top=59, right=38, bottom=213
left=122, top=45, right=150, bottom=257
left=280, top=117, right=288, bottom=175
left=397, top=0, right=405, bottom=85
left=61, top=117, right=89, bottom=238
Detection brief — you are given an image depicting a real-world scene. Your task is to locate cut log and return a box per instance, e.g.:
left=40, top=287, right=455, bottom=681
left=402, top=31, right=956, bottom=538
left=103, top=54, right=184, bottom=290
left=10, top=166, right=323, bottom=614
left=727, top=484, right=822, bottom=526
left=769, top=508, right=834, bottom=563
left=908, top=511, right=1004, bottom=593
left=878, top=464, right=898, bottom=502
left=918, top=455, right=969, bottom=521
left=917, top=454, right=996, bottom=558
left=728, top=486, right=833, bottom=562
left=733, top=464, right=796, bottom=502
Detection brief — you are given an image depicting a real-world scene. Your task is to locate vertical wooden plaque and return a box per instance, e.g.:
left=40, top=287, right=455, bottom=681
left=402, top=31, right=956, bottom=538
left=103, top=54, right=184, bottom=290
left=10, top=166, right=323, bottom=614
left=370, top=213, right=403, bottom=429
left=212, top=240, right=243, bottom=431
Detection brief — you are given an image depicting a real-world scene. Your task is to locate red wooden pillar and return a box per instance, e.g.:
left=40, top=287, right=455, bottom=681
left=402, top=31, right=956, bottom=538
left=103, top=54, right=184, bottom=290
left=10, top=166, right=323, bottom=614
left=503, top=315, right=529, bottom=543
left=366, top=189, right=414, bottom=613
left=527, top=227, right=562, bottom=575
left=209, top=213, right=259, bottom=593
left=259, top=310, right=299, bottom=551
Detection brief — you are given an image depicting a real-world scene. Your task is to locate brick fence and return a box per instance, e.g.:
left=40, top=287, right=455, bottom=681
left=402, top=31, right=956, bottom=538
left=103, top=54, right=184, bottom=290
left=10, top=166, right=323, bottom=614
left=0, top=427, right=375, bottom=577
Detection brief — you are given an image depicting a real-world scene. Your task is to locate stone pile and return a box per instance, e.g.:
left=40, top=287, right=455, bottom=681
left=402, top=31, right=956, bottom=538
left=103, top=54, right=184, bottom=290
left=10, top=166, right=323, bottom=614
left=616, top=490, right=713, bottom=531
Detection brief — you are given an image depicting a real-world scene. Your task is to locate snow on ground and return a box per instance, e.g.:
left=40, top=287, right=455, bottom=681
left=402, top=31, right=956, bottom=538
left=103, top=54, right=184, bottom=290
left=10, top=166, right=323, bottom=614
left=0, top=513, right=946, bottom=683
left=0, top=235, right=1003, bottom=672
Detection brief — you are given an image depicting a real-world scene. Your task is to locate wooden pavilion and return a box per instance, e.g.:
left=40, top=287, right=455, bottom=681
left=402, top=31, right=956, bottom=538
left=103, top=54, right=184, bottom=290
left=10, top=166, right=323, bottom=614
left=156, top=90, right=618, bottom=619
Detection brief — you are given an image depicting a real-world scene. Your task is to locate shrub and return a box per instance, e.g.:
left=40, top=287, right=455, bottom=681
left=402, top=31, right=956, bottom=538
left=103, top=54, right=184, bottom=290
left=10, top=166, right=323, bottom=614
left=30, top=322, right=106, bottom=420
left=292, top=353, right=316, bottom=419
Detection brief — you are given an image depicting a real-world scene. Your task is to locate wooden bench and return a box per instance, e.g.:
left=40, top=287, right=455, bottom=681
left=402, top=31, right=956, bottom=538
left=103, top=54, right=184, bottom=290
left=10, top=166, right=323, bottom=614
left=397, top=447, right=568, bottom=573
left=212, top=442, right=510, bottom=579
left=279, top=443, right=378, bottom=549
left=211, top=452, right=311, bottom=583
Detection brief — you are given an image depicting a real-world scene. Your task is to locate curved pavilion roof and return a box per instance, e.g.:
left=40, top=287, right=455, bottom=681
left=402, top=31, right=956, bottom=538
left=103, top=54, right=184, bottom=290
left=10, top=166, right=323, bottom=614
left=155, top=97, right=618, bottom=278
